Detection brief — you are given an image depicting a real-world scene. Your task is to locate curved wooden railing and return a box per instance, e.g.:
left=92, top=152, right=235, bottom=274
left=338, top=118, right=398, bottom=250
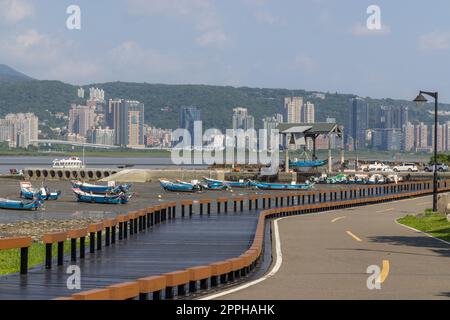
left=1, top=178, right=450, bottom=299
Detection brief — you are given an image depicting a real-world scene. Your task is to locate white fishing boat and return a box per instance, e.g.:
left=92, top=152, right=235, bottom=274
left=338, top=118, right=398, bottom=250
left=52, top=156, right=85, bottom=169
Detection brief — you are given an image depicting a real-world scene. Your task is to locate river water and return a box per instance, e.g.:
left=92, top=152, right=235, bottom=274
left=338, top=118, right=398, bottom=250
left=0, top=156, right=206, bottom=173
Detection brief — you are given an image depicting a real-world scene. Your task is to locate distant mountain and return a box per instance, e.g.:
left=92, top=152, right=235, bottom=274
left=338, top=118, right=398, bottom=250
left=0, top=74, right=449, bottom=132
left=0, top=64, right=34, bottom=82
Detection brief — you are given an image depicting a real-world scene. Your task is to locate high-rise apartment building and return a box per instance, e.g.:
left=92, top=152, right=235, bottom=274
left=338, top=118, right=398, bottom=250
left=303, top=101, right=315, bottom=123
left=89, top=87, right=105, bottom=103
left=284, top=97, right=303, bottom=123
left=90, top=127, right=115, bottom=146
left=77, top=87, right=85, bottom=99
left=232, top=107, right=254, bottom=131
left=179, top=106, right=201, bottom=144
left=1, top=113, right=38, bottom=148
left=262, top=115, right=282, bottom=150
left=348, top=97, right=369, bottom=149
left=403, top=122, right=415, bottom=151
left=68, top=105, right=96, bottom=137
left=112, top=100, right=145, bottom=147
left=415, top=122, right=428, bottom=150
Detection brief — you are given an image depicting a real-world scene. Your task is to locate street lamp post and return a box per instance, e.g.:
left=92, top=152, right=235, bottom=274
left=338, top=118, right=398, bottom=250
left=414, top=91, right=439, bottom=212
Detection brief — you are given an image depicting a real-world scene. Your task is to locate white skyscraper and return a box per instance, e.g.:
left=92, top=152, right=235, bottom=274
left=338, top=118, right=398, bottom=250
left=2, top=113, right=39, bottom=148
left=284, top=97, right=303, bottom=123
left=303, top=101, right=315, bottom=123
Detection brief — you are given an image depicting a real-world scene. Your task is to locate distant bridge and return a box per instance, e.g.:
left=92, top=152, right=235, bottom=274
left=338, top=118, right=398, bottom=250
left=31, top=140, right=172, bottom=151
left=31, top=139, right=120, bottom=149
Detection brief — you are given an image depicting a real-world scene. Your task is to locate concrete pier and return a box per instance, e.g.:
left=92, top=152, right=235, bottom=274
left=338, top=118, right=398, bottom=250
left=23, top=167, right=121, bottom=181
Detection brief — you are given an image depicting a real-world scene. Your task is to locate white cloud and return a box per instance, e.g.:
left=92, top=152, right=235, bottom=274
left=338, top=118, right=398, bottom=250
left=0, top=29, right=59, bottom=63
left=196, top=30, right=230, bottom=48
left=351, top=23, right=391, bottom=37
left=254, top=11, right=279, bottom=25
left=108, top=41, right=183, bottom=76
left=294, top=53, right=318, bottom=73
left=418, top=31, right=450, bottom=51
left=127, top=0, right=229, bottom=49
left=0, top=29, right=98, bottom=83
left=0, top=0, right=34, bottom=23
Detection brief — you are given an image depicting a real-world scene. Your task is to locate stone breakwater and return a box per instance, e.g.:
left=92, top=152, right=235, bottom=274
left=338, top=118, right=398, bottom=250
left=0, top=218, right=102, bottom=242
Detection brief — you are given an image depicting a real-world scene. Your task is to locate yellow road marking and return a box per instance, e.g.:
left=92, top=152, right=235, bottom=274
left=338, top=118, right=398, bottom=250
left=376, top=208, right=394, bottom=213
left=377, top=260, right=390, bottom=283
left=331, top=216, right=346, bottom=223
left=417, top=202, right=430, bottom=206
left=346, top=231, right=362, bottom=242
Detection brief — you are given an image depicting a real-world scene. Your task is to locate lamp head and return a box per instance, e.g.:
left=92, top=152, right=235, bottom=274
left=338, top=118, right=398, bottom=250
left=414, top=93, right=428, bottom=106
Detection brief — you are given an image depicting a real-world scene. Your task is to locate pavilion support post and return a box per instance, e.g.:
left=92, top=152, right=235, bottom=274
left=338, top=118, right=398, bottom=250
left=328, top=136, right=332, bottom=173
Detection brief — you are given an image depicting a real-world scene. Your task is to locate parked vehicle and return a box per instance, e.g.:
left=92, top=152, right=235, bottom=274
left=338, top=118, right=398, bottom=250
left=364, top=162, right=391, bottom=172
left=424, top=163, right=449, bottom=172
left=393, top=163, right=419, bottom=172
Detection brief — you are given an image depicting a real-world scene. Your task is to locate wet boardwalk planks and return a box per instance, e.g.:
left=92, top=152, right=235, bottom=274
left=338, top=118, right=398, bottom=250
left=0, top=210, right=260, bottom=299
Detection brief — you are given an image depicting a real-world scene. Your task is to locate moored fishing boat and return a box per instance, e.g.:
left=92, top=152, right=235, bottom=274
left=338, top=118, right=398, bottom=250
left=72, top=188, right=131, bottom=204
left=248, top=180, right=314, bottom=190
left=289, top=159, right=328, bottom=168
left=0, top=198, right=43, bottom=210
left=159, top=179, right=201, bottom=192
left=202, top=177, right=250, bottom=188
left=71, top=181, right=132, bottom=194
left=20, top=182, right=61, bottom=200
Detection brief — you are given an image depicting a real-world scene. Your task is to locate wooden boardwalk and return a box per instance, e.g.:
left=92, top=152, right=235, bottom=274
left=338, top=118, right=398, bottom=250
left=0, top=210, right=260, bottom=299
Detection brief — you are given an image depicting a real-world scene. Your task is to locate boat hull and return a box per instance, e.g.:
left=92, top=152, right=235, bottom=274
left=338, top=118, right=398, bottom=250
left=202, top=177, right=249, bottom=188
left=71, top=182, right=131, bottom=194
left=289, top=159, right=328, bottom=168
left=160, top=180, right=200, bottom=192
left=20, top=188, right=61, bottom=201
left=0, top=199, right=42, bottom=210
left=249, top=180, right=313, bottom=190
left=72, top=189, right=130, bottom=204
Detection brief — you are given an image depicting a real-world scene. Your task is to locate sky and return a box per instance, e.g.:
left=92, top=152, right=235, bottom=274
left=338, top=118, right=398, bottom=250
left=1, top=0, right=450, bottom=102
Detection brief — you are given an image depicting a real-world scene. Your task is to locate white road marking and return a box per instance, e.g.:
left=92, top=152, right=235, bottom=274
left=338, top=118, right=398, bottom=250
left=395, top=219, right=450, bottom=246
left=200, top=217, right=285, bottom=300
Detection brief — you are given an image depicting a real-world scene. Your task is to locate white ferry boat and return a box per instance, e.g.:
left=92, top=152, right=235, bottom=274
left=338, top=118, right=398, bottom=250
left=52, top=156, right=85, bottom=169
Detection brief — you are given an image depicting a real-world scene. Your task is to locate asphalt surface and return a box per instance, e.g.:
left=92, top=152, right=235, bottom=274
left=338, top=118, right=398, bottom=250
left=218, top=196, right=450, bottom=300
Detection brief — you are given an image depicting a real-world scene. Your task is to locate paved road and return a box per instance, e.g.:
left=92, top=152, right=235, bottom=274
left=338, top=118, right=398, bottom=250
left=218, top=196, right=450, bottom=299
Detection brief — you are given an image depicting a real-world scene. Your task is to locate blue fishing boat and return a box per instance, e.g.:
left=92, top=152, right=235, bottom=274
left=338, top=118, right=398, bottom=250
left=20, top=182, right=61, bottom=201
left=71, top=181, right=131, bottom=194
left=159, top=179, right=201, bottom=192
left=0, top=198, right=43, bottom=210
left=72, top=188, right=131, bottom=204
left=289, top=159, right=328, bottom=168
left=202, top=177, right=250, bottom=188
left=200, top=182, right=230, bottom=191
left=248, top=180, right=314, bottom=190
